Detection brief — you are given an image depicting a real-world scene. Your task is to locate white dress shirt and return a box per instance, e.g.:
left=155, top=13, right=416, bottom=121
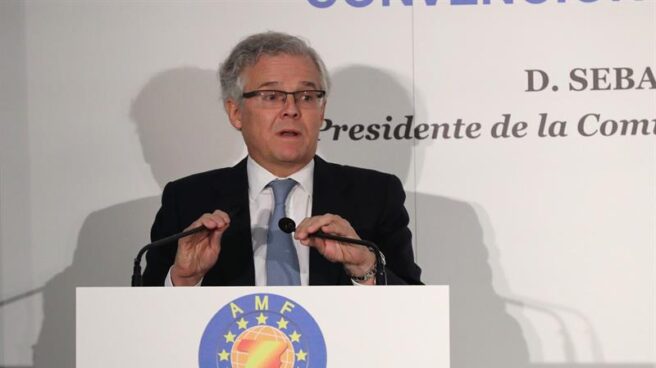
left=166, top=157, right=313, bottom=286
left=247, top=157, right=313, bottom=286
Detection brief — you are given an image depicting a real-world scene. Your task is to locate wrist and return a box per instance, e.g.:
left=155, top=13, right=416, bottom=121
left=344, top=248, right=377, bottom=282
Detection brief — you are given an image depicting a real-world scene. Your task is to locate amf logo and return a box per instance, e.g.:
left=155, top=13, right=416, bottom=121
left=199, top=293, right=327, bottom=368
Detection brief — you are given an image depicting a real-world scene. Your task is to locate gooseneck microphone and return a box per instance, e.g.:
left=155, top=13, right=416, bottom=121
left=131, top=226, right=207, bottom=286
left=278, top=217, right=387, bottom=285
left=131, top=209, right=239, bottom=287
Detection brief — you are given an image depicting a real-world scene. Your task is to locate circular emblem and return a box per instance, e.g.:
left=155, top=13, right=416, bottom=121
left=199, top=293, right=327, bottom=368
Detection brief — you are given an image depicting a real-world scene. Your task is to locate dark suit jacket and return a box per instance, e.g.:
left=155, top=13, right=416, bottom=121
left=142, top=156, right=422, bottom=286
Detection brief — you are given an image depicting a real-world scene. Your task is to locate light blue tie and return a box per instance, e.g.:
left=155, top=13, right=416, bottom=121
left=266, top=179, right=301, bottom=286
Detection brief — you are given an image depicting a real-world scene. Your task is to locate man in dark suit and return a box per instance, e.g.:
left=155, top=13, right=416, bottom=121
left=142, top=32, right=421, bottom=287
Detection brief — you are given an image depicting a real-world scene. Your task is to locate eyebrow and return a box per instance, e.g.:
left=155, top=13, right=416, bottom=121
left=255, top=81, right=319, bottom=89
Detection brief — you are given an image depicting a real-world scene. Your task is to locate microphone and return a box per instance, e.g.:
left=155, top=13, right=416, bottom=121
left=131, top=209, right=239, bottom=287
left=278, top=217, right=387, bottom=285
left=278, top=217, right=296, bottom=234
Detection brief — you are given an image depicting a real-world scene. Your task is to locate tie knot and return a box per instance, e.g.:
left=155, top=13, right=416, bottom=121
left=269, top=179, right=297, bottom=205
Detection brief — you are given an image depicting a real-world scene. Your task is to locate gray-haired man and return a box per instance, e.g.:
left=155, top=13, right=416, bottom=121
left=143, top=32, right=421, bottom=287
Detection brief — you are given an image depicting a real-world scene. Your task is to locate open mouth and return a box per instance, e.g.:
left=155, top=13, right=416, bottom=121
left=278, top=130, right=300, bottom=137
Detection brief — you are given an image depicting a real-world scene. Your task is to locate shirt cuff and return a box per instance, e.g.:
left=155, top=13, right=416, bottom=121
left=165, top=267, right=203, bottom=287
left=351, top=278, right=375, bottom=286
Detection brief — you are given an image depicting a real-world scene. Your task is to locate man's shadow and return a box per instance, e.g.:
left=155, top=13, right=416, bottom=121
left=32, top=67, right=244, bottom=367
left=319, top=66, right=531, bottom=367
left=26, top=64, right=646, bottom=368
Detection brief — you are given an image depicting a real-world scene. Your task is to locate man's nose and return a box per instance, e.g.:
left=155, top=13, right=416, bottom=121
left=280, top=95, right=300, bottom=118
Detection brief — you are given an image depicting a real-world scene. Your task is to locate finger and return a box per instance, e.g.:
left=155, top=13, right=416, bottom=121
left=210, top=229, right=221, bottom=249
left=301, top=235, right=347, bottom=263
left=200, top=216, right=225, bottom=230
left=194, top=212, right=231, bottom=232
left=306, top=237, right=327, bottom=254
left=294, top=217, right=315, bottom=240
left=176, top=213, right=223, bottom=250
left=307, top=213, right=340, bottom=233
left=183, top=215, right=212, bottom=232
left=322, top=224, right=360, bottom=241
left=299, top=235, right=324, bottom=248
left=295, top=214, right=337, bottom=238
left=212, top=209, right=231, bottom=225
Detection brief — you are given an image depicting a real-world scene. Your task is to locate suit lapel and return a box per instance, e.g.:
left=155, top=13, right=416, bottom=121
left=203, top=158, right=256, bottom=286
left=309, top=156, right=350, bottom=285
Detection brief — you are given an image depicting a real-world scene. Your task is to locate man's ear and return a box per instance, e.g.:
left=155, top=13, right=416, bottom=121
left=224, top=98, right=242, bottom=130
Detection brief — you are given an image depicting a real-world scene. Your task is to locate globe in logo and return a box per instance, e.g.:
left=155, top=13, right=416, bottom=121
left=230, top=326, right=294, bottom=367
left=199, top=293, right=327, bottom=368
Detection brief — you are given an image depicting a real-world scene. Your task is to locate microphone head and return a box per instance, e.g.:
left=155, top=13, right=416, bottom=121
left=278, top=217, right=296, bottom=234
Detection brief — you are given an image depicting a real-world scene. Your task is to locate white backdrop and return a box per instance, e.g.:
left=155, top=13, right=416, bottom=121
left=1, top=0, right=654, bottom=367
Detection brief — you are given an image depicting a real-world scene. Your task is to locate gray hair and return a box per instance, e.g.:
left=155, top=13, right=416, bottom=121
left=218, top=31, right=330, bottom=103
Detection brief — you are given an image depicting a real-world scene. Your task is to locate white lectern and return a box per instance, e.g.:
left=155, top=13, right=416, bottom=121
left=77, top=286, right=448, bottom=367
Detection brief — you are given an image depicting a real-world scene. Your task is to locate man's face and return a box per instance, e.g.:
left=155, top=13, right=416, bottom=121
left=225, top=54, right=326, bottom=176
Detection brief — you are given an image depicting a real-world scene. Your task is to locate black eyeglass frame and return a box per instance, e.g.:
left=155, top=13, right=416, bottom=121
left=241, top=89, right=327, bottom=103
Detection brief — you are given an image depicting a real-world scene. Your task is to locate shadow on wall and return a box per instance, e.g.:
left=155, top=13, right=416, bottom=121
left=12, top=65, right=649, bottom=368
left=30, top=67, right=244, bottom=367
left=320, top=66, right=653, bottom=367
left=320, top=65, right=532, bottom=367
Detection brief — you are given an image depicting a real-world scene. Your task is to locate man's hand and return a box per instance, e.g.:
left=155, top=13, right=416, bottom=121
left=171, top=210, right=230, bottom=286
left=294, top=214, right=376, bottom=285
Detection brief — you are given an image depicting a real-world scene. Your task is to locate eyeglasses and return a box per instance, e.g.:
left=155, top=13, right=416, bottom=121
left=241, top=89, right=326, bottom=109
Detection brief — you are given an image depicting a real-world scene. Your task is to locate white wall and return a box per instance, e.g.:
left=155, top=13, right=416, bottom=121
left=1, top=0, right=654, bottom=367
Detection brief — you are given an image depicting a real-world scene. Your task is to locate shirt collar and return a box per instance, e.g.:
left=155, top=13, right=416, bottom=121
left=247, top=157, right=314, bottom=199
